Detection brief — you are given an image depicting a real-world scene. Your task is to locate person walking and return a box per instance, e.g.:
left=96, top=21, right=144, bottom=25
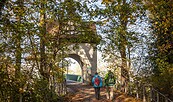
left=104, top=70, right=116, bottom=100
left=92, top=72, right=103, bottom=100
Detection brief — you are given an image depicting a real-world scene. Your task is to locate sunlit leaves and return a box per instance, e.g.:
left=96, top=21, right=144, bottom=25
left=146, top=0, right=173, bottom=64
left=102, top=0, right=114, bottom=4
left=145, top=0, right=173, bottom=99
left=99, top=0, right=144, bottom=66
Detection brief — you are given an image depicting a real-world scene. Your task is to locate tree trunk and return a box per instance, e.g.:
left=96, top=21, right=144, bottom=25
left=39, top=0, right=49, bottom=80
left=15, top=0, right=23, bottom=78
left=15, top=34, right=22, bottom=77
left=119, top=0, right=129, bottom=93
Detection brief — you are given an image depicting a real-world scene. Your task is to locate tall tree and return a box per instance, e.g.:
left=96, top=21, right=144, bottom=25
left=14, top=0, right=24, bottom=78
left=0, top=0, right=100, bottom=101
left=100, top=0, right=145, bottom=92
left=39, top=0, right=48, bottom=80
left=145, top=0, right=173, bottom=99
left=0, top=0, right=26, bottom=77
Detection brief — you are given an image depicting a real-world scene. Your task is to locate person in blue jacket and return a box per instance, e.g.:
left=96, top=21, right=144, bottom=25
left=92, top=72, right=103, bottom=100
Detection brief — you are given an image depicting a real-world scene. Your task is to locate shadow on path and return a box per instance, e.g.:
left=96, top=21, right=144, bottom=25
left=66, top=82, right=141, bottom=102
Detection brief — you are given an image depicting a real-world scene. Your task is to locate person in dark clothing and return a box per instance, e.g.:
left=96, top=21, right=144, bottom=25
left=92, top=72, right=103, bottom=100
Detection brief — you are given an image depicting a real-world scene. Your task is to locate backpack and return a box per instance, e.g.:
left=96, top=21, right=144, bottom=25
left=94, top=76, right=100, bottom=86
left=108, top=72, right=115, bottom=84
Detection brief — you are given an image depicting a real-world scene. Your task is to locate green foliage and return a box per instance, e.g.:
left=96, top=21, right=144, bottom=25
left=97, top=0, right=146, bottom=74
left=1, top=0, right=172, bottom=101
left=0, top=58, right=26, bottom=101
left=0, top=0, right=99, bottom=101
left=0, top=57, right=63, bottom=102
left=146, top=0, right=173, bottom=99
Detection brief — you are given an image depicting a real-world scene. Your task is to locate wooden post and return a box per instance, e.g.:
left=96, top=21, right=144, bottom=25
left=64, top=80, right=67, bottom=95
left=150, top=86, right=153, bottom=102
left=157, top=93, right=159, bottom=102
left=165, top=98, right=168, bottom=102
left=136, top=84, right=139, bottom=99
left=19, top=93, right=22, bottom=102
left=143, top=85, right=146, bottom=102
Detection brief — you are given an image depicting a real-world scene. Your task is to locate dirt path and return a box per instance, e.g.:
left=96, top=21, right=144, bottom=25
left=66, top=83, right=141, bottom=102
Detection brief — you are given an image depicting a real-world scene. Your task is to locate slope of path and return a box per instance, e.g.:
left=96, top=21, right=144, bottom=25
left=66, top=82, right=141, bottom=102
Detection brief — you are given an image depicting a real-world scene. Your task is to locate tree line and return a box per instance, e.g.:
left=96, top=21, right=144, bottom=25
left=0, top=0, right=172, bottom=101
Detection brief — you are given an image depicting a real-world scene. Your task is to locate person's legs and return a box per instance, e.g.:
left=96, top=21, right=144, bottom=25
left=106, top=86, right=110, bottom=99
left=95, top=87, right=99, bottom=100
left=96, top=88, right=99, bottom=99
left=110, top=86, right=114, bottom=100
left=94, top=87, right=97, bottom=99
left=97, top=87, right=100, bottom=100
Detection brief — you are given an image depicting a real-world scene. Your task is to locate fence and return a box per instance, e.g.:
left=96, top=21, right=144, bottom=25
left=117, top=82, right=173, bottom=102
left=150, top=88, right=173, bottom=102
left=55, top=80, right=67, bottom=95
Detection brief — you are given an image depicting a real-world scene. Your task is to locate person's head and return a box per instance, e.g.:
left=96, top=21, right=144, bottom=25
left=108, top=70, right=111, bottom=73
left=95, top=72, right=98, bottom=75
